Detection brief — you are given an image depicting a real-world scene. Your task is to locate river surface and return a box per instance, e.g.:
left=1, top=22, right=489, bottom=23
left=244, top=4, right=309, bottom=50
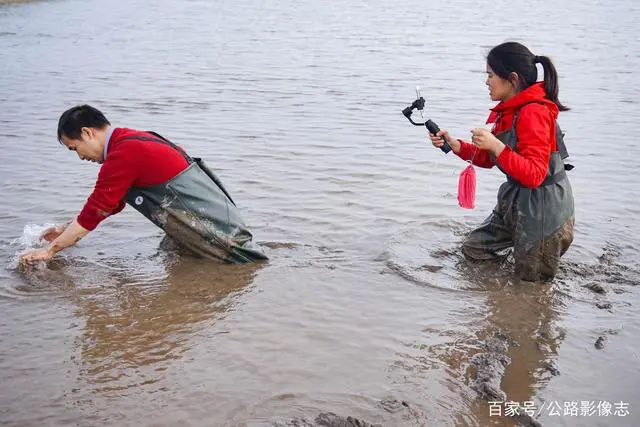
left=1, top=0, right=639, bottom=426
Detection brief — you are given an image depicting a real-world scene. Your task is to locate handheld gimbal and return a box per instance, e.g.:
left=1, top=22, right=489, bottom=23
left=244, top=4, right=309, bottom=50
left=402, top=87, right=451, bottom=154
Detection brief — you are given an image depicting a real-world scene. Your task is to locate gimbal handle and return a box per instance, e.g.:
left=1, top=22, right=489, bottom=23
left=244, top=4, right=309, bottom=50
left=402, top=97, right=452, bottom=153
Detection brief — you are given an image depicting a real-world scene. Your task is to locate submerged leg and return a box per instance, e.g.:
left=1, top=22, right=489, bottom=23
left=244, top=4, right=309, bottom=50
left=514, top=217, right=575, bottom=282
left=462, top=208, right=515, bottom=262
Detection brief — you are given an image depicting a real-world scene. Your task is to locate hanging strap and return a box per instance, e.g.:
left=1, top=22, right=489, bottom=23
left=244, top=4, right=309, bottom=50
left=512, top=101, right=570, bottom=160
left=119, top=131, right=237, bottom=206
left=120, top=132, right=193, bottom=163
left=501, top=102, right=573, bottom=185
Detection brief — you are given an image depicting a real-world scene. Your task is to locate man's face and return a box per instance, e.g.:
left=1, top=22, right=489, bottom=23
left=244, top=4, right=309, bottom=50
left=61, top=127, right=104, bottom=164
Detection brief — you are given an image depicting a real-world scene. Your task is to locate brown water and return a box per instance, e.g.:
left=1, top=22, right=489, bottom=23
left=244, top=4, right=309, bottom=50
left=1, top=0, right=639, bottom=426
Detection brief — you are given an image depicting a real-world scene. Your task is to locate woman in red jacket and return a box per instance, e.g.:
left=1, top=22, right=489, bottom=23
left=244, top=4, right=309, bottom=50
left=430, top=42, right=574, bottom=282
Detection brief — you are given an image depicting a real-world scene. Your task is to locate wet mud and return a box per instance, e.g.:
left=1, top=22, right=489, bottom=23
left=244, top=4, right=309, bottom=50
left=380, top=219, right=639, bottom=424
left=467, top=330, right=547, bottom=426
left=273, top=414, right=379, bottom=427
left=151, top=207, right=267, bottom=263
left=468, top=332, right=513, bottom=401
left=272, top=399, right=420, bottom=427
left=316, top=413, right=380, bottom=427
left=595, top=302, right=612, bottom=310
left=557, top=243, right=640, bottom=292
left=7, top=216, right=637, bottom=427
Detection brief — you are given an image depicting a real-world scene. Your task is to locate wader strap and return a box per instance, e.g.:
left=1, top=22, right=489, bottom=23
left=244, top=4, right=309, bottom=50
left=512, top=101, right=570, bottom=159
left=119, top=133, right=193, bottom=163
left=511, top=101, right=547, bottom=130
left=512, top=102, right=573, bottom=174
left=555, top=125, right=569, bottom=159
left=507, top=169, right=566, bottom=187
left=121, top=132, right=239, bottom=206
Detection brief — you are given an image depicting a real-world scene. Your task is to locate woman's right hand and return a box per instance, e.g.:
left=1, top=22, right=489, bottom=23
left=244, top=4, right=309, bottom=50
left=429, top=130, right=461, bottom=153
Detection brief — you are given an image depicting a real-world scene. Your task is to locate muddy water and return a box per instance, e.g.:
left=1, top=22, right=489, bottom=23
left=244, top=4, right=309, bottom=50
left=1, top=0, right=639, bottom=426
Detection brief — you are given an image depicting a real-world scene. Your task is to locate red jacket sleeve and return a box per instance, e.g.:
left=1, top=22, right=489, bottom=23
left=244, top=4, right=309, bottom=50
left=495, top=104, right=554, bottom=188
left=456, top=139, right=494, bottom=168
left=112, top=199, right=127, bottom=215
left=77, top=151, right=136, bottom=230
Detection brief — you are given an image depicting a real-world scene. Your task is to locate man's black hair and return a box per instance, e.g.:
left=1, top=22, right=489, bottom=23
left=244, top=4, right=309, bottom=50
left=57, top=105, right=110, bottom=142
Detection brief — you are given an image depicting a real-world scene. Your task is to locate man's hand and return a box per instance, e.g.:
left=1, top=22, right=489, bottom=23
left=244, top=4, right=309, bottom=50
left=19, top=218, right=90, bottom=267
left=19, top=247, right=54, bottom=266
left=40, top=223, right=69, bottom=242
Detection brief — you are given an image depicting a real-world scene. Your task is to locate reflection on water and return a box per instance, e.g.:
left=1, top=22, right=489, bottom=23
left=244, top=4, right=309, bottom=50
left=388, top=254, right=566, bottom=425
left=73, top=256, right=263, bottom=395
left=467, top=282, right=565, bottom=426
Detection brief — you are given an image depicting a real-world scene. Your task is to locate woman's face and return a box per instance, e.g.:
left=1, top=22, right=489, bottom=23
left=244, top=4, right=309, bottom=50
left=486, top=64, right=516, bottom=102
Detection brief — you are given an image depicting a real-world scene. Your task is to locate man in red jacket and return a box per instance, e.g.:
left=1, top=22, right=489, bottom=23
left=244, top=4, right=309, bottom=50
left=20, top=105, right=267, bottom=265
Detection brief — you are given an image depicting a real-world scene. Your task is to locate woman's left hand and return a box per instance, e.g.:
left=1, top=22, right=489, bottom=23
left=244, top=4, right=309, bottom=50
left=471, top=128, right=505, bottom=156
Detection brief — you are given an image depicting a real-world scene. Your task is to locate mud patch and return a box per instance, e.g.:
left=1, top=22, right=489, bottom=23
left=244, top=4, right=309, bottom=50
left=272, top=412, right=381, bottom=427
left=377, top=398, right=408, bottom=413
left=271, top=398, right=422, bottom=427
left=584, top=283, right=606, bottom=294
left=595, top=302, right=612, bottom=310
left=273, top=418, right=315, bottom=427
left=468, top=333, right=512, bottom=401
left=466, top=330, right=548, bottom=425
left=554, top=242, right=639, bottom=307
left=315, top=412, right=381, bottom=427
left=592, top=328, right=619, bottom=351
left=260, top=241, right=302, bottom=250
left=160, top=208, right=267, bottom=263
left=559, top=243, right=639, bottom=286
left=540, top=360, right=560, bottom=376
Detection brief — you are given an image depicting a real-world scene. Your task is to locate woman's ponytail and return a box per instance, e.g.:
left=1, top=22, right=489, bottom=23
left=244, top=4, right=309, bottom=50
left=536, top=55, right=570, bottom=111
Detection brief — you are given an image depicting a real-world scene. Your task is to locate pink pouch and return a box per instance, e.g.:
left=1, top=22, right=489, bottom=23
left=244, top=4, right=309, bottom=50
left=458, top=163, right=476, bottom=209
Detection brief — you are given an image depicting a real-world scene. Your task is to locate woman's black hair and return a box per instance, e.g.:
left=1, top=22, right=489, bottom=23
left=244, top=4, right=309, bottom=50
left=487, top=42, right=569, bottom=111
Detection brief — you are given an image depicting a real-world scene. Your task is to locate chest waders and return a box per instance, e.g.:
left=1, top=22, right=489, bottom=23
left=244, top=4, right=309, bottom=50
left=122, top=132, right=268, bottom=264
left=462, top=103, right=574, bottom=282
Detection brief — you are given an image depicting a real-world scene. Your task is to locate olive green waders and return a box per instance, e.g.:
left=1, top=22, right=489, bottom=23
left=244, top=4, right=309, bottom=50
left=462, top=104, right=574, bottom=282
left=123, top=132, right=268, bottom=263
